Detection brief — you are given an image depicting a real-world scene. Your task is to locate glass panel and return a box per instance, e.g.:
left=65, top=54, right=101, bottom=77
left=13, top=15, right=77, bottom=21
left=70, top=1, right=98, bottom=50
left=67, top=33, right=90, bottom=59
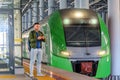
left=14, top=46, right=22, bottom=67
left=64, top=25, right=101, bottom=47
left=0, top=13, right=9, bottom=72
left=0, top=0, right=13, bottom=9
left=22, top=37, right=30, bottom=59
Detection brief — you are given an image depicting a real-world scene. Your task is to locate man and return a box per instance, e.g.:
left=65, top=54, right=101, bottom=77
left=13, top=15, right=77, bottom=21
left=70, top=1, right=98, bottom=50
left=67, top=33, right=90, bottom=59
left=28, top=22, right=45, bottom=77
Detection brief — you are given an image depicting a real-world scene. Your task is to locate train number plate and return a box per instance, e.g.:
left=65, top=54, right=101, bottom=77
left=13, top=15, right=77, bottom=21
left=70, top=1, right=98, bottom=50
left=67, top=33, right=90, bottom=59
left=81, top=62, right=93, bottom=74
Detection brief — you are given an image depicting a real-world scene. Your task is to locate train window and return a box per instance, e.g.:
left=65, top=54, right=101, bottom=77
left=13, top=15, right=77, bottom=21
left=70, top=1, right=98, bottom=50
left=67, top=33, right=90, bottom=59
left=64, top=25, right=101, bottom=47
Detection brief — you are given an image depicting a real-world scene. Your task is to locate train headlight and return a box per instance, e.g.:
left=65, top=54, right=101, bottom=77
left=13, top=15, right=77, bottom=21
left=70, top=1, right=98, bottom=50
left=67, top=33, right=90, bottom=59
left=74, top=12, right=84, bottom=18
left=89, top=18, right=98, bottom=25
left=61, top=51, right=70, bottom=56
left=63, top=18, right=71, bottom=25
left=98, top=50, right=107, bottom=57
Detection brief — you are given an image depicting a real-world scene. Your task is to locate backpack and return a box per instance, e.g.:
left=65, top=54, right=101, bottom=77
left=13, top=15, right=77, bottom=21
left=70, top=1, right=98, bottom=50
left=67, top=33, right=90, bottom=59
left=28, top=40, right=31, bottom=51
left=28, top=31, right=34, bottom=51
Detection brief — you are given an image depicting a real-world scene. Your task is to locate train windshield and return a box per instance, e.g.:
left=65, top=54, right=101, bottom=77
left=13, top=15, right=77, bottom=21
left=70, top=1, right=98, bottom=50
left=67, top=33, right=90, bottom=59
left=64, top=24, right=101, bottom=47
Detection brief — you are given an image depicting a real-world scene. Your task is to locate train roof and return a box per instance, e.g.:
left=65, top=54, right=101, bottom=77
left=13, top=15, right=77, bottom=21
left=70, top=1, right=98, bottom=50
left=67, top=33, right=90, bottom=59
left=59, top=8, right=98, bottom=20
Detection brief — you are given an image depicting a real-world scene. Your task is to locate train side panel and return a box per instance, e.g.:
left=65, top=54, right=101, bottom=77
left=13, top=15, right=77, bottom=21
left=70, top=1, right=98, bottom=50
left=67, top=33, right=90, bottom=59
left=48, top=11, right=73, bottom=71
left=95, top=15, right=111, bottom=78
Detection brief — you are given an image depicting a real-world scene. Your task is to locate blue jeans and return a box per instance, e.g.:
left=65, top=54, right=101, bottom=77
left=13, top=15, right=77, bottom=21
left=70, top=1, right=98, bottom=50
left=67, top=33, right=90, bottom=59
left=30, top=48, right=42, bottom=75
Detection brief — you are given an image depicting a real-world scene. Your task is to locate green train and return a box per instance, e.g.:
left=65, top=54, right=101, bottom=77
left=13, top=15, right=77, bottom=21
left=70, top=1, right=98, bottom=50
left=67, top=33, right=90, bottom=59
left=22, top=9, right=111, bottom=78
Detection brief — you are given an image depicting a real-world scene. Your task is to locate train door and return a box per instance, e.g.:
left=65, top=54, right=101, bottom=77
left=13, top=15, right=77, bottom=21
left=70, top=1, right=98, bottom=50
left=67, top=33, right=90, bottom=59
left=42, top=24, right=51, bottom=64
left=0, top=10, right=14, bottom=73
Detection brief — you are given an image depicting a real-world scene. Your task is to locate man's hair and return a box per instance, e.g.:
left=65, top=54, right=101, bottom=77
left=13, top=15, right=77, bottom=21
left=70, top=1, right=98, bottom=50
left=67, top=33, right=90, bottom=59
left=33, top=22, right=40, bottom=27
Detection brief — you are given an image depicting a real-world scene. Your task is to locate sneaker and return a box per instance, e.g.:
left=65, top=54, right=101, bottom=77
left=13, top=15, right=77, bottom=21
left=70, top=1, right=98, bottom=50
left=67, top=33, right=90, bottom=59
left=31, top=77, right=37, bottom=80
left=29, top=74, right=34, bottom=77
left=37, top=73, right=45, bottom=76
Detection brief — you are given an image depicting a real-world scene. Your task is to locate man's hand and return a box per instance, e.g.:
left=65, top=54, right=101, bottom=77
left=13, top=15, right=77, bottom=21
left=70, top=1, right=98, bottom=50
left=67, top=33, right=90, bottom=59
left=37, top=36, right=45, bottom=40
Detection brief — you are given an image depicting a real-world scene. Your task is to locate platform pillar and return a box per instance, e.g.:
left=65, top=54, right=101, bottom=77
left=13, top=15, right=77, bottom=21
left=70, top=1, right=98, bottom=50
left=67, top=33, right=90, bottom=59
left=59, top=0, right=67, bottom=9
left=48, top=0, right=54, bottom=15
left=74, top=0, right=89, bottom=9
left=108, top=0, right=120, bottom=79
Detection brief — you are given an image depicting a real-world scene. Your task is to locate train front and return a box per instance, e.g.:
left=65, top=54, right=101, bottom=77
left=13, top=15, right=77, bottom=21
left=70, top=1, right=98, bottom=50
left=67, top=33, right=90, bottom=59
left=48, top=9, right=110, bottom=78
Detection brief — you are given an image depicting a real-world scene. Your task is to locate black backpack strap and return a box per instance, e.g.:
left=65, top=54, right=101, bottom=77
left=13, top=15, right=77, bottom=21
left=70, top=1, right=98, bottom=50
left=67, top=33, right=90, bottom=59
left=28, top=30, right=34, bottom=51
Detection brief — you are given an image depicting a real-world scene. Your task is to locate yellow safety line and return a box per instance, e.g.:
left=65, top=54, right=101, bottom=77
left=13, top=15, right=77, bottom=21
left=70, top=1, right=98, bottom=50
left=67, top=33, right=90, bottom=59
left=23, top=62, right=71, bottom=80
left=0, top=75, right=16, bottom=78
left=36, top=76, right=55, bottom=80
left=14, top=38, right=22, bottom=42
left=23, top=62, right=55, bottom=80
left=42, top=68, right=70, bottom=80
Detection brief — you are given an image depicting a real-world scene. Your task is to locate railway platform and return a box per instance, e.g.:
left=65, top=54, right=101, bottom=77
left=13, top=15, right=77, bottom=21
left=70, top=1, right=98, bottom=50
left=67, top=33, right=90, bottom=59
left=23, top=59, right=99, bottom=80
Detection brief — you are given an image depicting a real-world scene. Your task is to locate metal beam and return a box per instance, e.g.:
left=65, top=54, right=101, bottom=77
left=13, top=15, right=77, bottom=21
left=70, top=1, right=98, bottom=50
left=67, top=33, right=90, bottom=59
left=96, top=5, right=107, bottom=11
left=89, top=0, right=101, bottom=6
left=22, top=0, right=33, bottom=13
